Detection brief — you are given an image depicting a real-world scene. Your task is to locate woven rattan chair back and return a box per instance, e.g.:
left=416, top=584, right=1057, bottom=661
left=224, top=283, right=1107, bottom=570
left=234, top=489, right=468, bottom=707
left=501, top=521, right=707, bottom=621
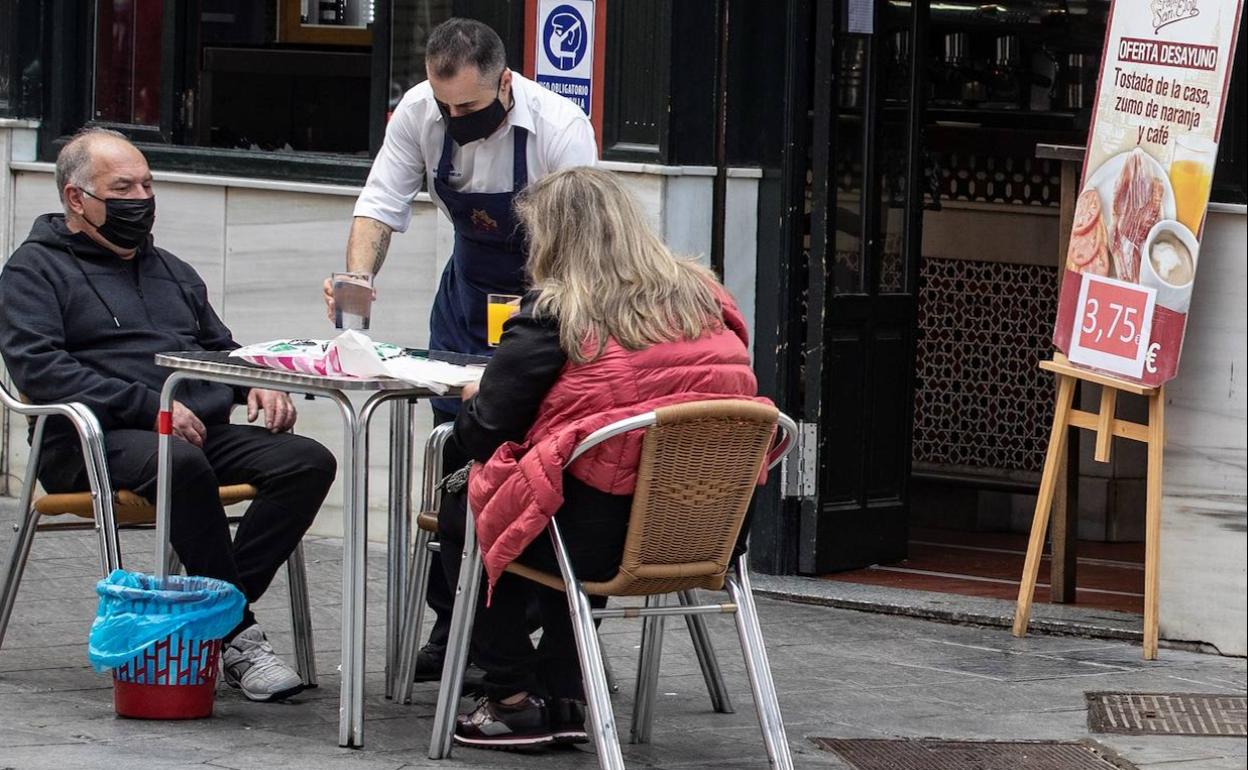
left=566, top=399, right=778, bottom=596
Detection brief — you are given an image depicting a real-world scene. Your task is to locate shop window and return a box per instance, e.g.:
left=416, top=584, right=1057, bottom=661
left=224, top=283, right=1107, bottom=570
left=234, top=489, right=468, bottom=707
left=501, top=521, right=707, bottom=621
left=390, top=0, right=454, bottom=110
left=1211, top=30, right=1246, bottom=204
left=278, top=0, right=374, bottom=46
left=193, top=0, right=452, bottom=154
left=195, top=1, right=373, bottom=154
left=27, top=2, right=514, bottom=181
left=93, top=0, right=163, bottom=126
left=0, top=2, right=12, bottom=113
left=193, top=0, right=451, bottom=154
left=0, top=0, right=43, bottom=120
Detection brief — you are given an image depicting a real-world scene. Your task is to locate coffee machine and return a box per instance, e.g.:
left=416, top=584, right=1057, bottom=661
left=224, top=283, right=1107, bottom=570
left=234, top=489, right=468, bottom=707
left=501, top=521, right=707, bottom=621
left=1050, top=52, right=1098, bottom=112
left=931, top=31, right=988, bottom=106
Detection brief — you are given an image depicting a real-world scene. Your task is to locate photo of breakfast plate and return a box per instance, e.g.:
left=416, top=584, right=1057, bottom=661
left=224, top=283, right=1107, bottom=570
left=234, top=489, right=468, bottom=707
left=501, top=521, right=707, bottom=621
left=1079, top=147, right=1177, bottom=283
left=1065, top=188, right=1110, bottom=277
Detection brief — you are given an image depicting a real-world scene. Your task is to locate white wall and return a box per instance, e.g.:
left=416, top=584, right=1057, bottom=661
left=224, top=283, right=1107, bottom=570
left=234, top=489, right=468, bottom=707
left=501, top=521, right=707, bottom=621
left=1, top=128, right=760, bottom=546
left=1158, top=206, right=1248, bottom=656
left=1, top=122, right=46, bottom=500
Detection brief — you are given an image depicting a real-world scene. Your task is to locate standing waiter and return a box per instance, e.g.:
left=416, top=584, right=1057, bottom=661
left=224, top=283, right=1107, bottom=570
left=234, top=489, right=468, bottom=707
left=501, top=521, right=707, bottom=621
left=324, top=18, right=596, bottom=681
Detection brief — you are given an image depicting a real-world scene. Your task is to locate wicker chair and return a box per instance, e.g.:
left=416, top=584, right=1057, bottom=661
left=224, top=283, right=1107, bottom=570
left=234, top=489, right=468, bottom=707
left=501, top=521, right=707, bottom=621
left=0, top=384, right=317, bottom=686
left=392, top=423, right=733, bottom=711
left=426, top=400, right=798, bottom=770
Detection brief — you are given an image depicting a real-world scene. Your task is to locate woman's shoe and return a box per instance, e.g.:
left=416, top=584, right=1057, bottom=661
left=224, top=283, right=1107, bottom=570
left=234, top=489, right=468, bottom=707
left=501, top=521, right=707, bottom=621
left=454, top=695, right=554, bottom=749
left=550, top=698, right=589, bottom=745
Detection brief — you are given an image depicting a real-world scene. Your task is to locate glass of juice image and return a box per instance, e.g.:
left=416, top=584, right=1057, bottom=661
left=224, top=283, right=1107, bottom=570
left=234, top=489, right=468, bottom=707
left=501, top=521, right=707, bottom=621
left=332, top=272, right=375, bottom=330
left=1169, top=134, right=1217, bottom=235
left=487, top=294, right=522, bottom=346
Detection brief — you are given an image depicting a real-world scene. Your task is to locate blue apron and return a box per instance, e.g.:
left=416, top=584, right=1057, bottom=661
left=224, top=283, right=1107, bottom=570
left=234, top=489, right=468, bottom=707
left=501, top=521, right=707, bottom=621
left=428, top=126, right=530, bottom=413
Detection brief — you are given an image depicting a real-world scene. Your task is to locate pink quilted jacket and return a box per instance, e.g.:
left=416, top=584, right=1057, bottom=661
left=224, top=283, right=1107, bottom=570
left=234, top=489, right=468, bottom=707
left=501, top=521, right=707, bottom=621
left=467, top=291, right=770, bottom=588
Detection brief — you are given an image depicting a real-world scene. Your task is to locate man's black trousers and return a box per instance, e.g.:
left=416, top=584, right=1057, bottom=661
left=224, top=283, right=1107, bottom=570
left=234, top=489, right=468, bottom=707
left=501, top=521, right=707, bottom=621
left=39, top=423, right=336, bottom=634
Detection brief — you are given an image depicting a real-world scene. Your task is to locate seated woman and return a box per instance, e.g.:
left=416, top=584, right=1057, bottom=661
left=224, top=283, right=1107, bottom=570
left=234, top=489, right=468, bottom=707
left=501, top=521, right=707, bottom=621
left=437, top=166, right=767, bottom=751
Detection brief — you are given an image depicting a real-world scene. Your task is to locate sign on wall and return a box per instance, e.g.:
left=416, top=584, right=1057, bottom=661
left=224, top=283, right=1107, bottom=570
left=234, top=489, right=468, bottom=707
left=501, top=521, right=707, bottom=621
left=536, top=1, right=594, bottom=113
left=525, top=0, right=606, bottom=155
left=1053, top=0, right=1243, bottom=384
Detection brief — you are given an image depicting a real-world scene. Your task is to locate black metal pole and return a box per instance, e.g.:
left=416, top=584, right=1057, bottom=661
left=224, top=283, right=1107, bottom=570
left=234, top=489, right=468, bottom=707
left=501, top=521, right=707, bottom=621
left=368, top=0, right=393, bottom=158
left=710, top=0, right=730, bottom=278
left=749, top=0, right=814, bottom=575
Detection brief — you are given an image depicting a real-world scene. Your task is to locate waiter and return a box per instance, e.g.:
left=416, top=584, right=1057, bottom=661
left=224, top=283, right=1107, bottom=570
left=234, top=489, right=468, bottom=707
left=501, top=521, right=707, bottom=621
left=324, top=17, right=596, bottom=681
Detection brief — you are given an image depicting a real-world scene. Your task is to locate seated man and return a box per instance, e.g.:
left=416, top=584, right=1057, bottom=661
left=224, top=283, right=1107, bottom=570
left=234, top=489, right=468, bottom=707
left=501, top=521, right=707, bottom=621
left=0, top=128, right=336, bottom=702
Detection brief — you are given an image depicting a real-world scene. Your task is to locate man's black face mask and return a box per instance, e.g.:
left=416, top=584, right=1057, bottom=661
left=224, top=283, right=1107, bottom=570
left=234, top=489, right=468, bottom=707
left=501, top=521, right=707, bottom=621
left=440, top=78, right=510, bottom=146
left=81, top=189, right=156, bottom=250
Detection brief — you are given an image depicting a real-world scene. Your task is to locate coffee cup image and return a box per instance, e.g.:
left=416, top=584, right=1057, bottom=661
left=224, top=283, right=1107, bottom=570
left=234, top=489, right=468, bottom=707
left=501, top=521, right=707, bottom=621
left=1140, top=219, right=1199, bottom=314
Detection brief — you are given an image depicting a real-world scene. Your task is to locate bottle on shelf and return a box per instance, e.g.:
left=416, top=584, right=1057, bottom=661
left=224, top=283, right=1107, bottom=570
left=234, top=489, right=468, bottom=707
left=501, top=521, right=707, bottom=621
left=317, top=0, right=344, bottom=25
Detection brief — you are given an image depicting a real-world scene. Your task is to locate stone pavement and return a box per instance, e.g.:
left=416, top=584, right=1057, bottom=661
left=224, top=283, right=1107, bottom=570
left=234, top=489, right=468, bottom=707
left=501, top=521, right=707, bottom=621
left=1, top=497, right=1244, bottom=770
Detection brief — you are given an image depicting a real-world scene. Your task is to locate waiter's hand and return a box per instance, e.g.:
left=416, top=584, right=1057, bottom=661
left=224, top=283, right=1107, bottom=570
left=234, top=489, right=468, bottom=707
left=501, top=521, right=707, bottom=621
left=323, top=278, right=379, bottom=323
left=460, top=381, right=480, bottom=401
left=322, top=278, right=336, bottom=323
left=247, top=389, right=297, bottom=432
left=159, top=400, right=206, bottom=448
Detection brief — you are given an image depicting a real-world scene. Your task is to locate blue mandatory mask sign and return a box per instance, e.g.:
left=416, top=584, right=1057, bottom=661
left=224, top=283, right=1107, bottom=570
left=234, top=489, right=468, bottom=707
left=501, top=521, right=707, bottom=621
left=535, top=0, right=595, bottom=115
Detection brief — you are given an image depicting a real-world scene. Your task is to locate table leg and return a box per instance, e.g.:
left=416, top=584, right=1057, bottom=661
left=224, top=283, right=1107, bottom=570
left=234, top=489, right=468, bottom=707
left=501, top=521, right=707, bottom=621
left=340, top=393, right=399, bottom=747
left=333, top=394, right=365, bottom=748
left=385, top=400, right=412, bottom=699
left=155, top=372, right=192, bottom=583
left=146, top=360, right=440, bottom=749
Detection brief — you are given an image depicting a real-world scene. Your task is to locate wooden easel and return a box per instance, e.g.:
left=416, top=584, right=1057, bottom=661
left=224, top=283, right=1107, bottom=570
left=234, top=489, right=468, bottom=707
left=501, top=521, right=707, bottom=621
left=1012, top=353, right=1165, bottom=660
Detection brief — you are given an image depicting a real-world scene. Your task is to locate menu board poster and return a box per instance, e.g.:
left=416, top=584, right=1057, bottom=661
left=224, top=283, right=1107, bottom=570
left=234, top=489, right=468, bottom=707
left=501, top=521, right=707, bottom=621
left=1053, top=0, right=1243, bottom=385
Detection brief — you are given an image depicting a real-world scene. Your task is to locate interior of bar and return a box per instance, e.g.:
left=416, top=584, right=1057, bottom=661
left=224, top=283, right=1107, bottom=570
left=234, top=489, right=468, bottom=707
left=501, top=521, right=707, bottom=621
left=814, top=0, right=1244, bottom=616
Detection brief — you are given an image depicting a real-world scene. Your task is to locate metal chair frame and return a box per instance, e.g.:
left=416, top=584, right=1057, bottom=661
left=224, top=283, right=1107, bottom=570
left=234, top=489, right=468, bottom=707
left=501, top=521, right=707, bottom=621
left=392, top=424, right=735, bottom=712
left=0, top=385, right=317, bottom=686
left=427, top=405, right=799, bottom=769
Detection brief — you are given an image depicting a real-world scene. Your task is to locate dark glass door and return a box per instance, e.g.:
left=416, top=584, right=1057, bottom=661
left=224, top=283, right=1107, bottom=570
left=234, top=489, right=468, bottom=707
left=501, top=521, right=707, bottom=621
left=800, top=0, right=928, bottom=573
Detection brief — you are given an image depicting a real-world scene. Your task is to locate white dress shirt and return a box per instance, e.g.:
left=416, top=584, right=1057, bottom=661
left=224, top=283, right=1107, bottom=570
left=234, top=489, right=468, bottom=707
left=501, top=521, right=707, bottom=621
left=353, top=71, right=598, bottom=233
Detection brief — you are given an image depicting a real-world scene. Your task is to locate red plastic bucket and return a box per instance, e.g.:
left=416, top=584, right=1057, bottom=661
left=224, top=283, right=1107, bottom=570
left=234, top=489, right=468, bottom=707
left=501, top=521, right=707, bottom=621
left=112, top=636, right=222, bottom=719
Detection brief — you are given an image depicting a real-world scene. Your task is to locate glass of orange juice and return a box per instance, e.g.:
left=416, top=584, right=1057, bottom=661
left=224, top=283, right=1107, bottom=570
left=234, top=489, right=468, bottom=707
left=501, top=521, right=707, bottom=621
left=1169, top=134, right=1217, bottom=235
left=486, top=293, right=522, bottom=346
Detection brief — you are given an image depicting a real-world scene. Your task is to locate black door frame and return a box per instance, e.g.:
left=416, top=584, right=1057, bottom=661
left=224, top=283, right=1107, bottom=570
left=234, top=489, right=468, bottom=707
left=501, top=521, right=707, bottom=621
left=797, top=0, right=929, bottom=574
left=740, top=0, right=815, bottom=576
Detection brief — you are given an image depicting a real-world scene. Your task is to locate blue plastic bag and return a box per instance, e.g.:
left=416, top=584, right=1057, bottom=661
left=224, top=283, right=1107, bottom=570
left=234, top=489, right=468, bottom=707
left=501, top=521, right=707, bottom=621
left=88, top=569, right=245, bottom=673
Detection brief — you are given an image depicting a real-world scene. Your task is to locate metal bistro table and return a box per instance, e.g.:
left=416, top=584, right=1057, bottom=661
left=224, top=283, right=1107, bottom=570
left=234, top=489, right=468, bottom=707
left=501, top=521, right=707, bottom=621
left=151, top=350, right=460, bottom=748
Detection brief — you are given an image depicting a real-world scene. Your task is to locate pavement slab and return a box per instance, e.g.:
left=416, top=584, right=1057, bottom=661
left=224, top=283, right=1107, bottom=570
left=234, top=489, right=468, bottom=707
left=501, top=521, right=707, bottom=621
left=1, top=496, right=1243, bottom=769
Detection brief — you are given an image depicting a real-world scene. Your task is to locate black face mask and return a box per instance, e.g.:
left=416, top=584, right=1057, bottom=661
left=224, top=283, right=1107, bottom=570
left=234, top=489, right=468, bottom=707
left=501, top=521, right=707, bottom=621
left=81, top=189, right=156, bottom=251
left=440, top=79, right=510, bottom=146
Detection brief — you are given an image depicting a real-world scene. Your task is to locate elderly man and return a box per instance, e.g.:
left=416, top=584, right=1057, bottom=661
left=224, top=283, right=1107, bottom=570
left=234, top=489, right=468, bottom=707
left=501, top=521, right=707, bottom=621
left=0, top=129, right=336, bottom=702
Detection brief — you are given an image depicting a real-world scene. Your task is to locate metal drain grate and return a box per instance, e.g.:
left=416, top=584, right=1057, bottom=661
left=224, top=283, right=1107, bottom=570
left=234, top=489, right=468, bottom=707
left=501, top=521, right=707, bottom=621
left=811, top=738, right=1132, bottom=770
left=1087, top=692, right=1247, bottom=737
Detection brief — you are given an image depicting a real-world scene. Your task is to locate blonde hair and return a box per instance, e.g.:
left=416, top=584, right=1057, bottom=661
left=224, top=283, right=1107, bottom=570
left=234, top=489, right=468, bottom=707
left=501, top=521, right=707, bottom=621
left=515, top=167, right=723, bottom=364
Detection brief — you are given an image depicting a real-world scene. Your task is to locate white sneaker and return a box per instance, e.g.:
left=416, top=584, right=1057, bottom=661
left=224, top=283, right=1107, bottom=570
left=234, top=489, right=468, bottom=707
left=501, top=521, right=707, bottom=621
left=221, top=624, right=305, bottom=702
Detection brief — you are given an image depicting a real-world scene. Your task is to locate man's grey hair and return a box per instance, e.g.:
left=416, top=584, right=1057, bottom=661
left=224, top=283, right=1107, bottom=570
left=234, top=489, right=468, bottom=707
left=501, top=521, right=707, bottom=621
left=426, top=18, right=506, bottom=82
left=55, top=127, right=128, bottom=204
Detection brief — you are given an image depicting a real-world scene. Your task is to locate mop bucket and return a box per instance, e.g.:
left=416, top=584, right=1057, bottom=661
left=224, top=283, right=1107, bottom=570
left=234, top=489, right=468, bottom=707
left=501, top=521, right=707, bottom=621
left=89, top=570, right=245, bottom=719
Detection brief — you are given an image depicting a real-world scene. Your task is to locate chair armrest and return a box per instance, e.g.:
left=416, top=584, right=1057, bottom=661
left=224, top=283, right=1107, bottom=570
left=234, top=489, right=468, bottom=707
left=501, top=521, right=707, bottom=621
left=2, top=384, right=106, bottom=444
left=2, top=385, right=115, bottom=501
left=422, top=421, right=456, bottom=505
left=765, top=412, right=800, bottom=471
left=3, top=386, right=96, bottom=425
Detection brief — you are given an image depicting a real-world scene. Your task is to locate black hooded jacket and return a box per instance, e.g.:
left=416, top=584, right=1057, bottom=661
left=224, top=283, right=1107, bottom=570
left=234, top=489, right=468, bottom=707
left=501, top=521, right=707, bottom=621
left=0, top=214, right=244, bottom=449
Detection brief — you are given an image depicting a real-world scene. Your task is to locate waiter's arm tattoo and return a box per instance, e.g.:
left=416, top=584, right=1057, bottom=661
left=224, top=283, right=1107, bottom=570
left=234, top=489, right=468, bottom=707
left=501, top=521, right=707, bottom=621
left=346, top=216, right=394, bottom=275
left=370, top=228, right=391, bottom=273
